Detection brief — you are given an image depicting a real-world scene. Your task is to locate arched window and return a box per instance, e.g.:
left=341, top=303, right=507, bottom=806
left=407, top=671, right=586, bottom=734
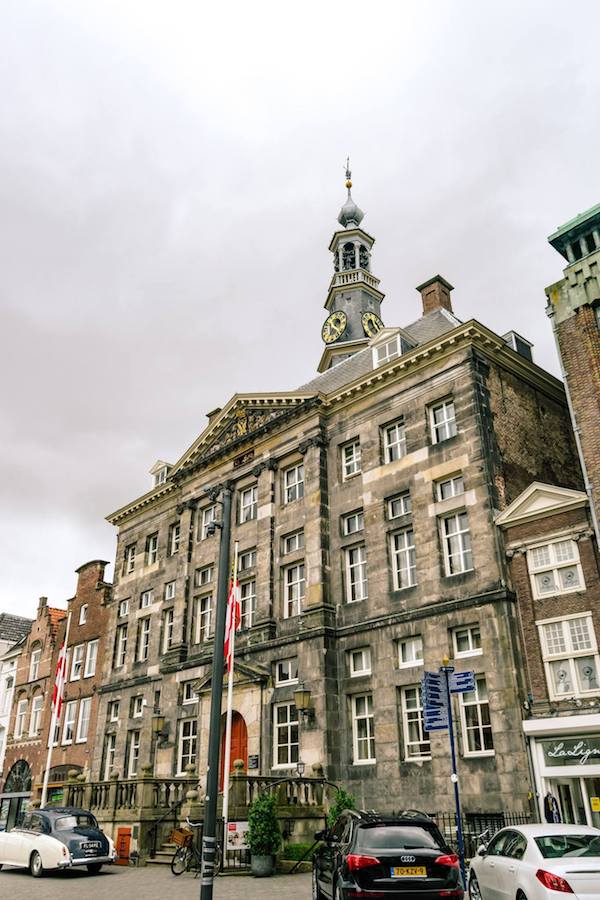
left=4, top=759, right=32, bottom=793
left=342, top=243, right=356, bottom=270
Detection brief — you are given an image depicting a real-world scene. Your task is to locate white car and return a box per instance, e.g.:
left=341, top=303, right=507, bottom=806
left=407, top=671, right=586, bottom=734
left=0, top=807, right=116, bottom=877
left=469, top=823, right=600, bottom=900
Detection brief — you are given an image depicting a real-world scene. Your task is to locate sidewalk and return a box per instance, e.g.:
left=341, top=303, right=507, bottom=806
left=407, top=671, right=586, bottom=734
left=0, top=865, right=312, bottom=899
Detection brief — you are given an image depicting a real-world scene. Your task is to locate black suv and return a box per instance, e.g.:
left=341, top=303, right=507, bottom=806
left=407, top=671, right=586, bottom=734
left=312, top=809, right=463, bottom=900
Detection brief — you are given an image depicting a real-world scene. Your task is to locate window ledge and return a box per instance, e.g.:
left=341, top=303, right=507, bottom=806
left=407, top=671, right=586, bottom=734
left=351, top=760, right=377, bottom=767
left=463, top=751, right=495, bottom=759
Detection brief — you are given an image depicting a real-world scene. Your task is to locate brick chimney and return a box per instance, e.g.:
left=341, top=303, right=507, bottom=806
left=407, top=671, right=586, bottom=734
left=416, top=275, right=454, bottom=315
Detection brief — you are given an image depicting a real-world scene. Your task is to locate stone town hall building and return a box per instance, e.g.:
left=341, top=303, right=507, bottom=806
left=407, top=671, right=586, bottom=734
left=92, top=176, right=583, bottom=816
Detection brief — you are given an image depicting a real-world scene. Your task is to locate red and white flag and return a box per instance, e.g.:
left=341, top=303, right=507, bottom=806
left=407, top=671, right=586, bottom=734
left=52, top=643, right=67, bottom=719
left=224, top=564, right=241, bottom=673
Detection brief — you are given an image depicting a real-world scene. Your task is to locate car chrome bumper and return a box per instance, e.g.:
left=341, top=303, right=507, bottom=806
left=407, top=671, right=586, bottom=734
left=58, top=855, right=115, bottom=868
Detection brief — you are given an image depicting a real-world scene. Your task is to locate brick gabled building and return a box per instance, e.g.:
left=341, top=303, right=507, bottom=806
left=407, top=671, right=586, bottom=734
left=497, top=483, right=600, bottom=827
left=0, top=561, right=111, bottom=830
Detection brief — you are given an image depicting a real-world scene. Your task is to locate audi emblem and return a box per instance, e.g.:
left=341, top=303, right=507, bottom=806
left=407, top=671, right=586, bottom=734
left=400, top=855, right=416, bottom=863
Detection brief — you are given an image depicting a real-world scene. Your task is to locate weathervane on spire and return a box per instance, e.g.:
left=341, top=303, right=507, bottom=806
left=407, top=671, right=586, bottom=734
left=345, top=157, right=352, bottom=190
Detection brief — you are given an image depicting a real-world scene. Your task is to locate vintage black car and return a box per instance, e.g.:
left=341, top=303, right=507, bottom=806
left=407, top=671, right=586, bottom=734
left=312, top=809, right=464, bottom=900
left=0, top=806, right=116, bottom=877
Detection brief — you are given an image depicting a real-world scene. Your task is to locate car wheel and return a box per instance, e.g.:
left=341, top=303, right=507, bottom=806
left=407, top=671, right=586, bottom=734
left=30, top=851, right=44, bottom=878
left=312, top=866, right=323, bottom=900
left=87, top=863, right=103, bottom=874
left=468, top=873, right=482, bottom=900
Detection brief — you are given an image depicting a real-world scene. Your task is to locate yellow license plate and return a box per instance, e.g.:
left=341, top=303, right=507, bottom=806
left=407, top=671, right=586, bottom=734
left=391, top=866, right=427, bottom=877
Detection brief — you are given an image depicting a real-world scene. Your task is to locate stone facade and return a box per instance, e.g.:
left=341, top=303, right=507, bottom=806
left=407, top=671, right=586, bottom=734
left=93, top=287, right=582, bottom=818
left=0, top=561, right=111, bottom=826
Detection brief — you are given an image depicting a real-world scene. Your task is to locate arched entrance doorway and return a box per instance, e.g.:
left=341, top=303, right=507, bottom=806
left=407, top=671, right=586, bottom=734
left=0, top=759, right=32, bottom=831
left=219, top=712, right=248, bottom=791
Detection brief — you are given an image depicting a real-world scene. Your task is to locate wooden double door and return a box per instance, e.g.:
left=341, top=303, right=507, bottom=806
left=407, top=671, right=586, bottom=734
left=219, top=712, right=248, bottom=790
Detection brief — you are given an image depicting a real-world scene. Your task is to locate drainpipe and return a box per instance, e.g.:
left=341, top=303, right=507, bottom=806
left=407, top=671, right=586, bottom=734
left=546, top=303, right=600, bottom=548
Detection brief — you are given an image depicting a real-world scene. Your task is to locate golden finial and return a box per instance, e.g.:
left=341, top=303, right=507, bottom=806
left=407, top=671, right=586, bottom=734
left=345, top=156, right=352, bottom=190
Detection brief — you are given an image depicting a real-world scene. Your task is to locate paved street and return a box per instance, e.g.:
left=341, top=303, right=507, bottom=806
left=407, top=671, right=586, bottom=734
left=0, top=865, right=311, bottom=899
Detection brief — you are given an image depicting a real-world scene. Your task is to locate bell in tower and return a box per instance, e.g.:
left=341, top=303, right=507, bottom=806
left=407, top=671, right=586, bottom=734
left=318, top=162, right=386, bottom=372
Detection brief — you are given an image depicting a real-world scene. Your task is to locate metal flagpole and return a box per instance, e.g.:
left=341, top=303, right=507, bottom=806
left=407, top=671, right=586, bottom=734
left=41, top=610, right=72, bottom=808
left=200, top=485, right=232, bottom=900
left=441, top=658, right=467, bottom=889
left=221, top=541, right=239, bottom=844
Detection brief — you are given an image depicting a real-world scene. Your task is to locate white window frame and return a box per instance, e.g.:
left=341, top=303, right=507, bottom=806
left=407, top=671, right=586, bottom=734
left=109, top=700, right=120, bottom=722
left=349, top=647, right=371, bottom=677
left=124, top=544, right=136, bottom=574
left=132, top=695, right=144, bottom=718
left=342, top=440, right=361, bottom=480
left=239, top=548, right=257, bottom=571
left=383, top=419, right=407, bottom=463
left=169, top=522, right=181, bottom=555
left=127, top=730, right=140, bottom=777
left=195, top=595, right=212, bottom=643
left=240, top=580, right=256, bottom=630
left=401, top=686, right=431, bottom=761
left=399, top=635, right=424, bottom=668
left=177, top=719, right=198, bottom=775
left=283, top=463, right=304, bottom=504
left=527, top=539, right=585, bottom=599
left=154, top=466, right=167, bottom=486
left=29, top=694, right=44, bottom=736
left=453, top=625, right=482, bottom=659
left=537, top=612, right=600, bottom=701
left=76, top=697, right=92, bottom=743
left=373, top=335, right=401, bottom=368
left=138, top=618, right=151, bottom=662
left=62, top=700, right=77, bottom=745
left=79, top=604, right=88, bottom=625
left=430, top=398, right=457, bottom=444
left=388, top=492, right=411, bottom=519
left=194, top=566, right=213, bottom=589
left=140, top=589, right=153, bottom=609
left=104, top=733, right=116, bottom=780
left=165, top=581, right=176, bottom=601
left=441, top=511, right=473, bottom=575
left=342, top=511, right=364, bottom=536
left=240, top=485, right=258, bottom=523
left=199, top=505, right=217, bottom=540
left=183, top=682, right=198, bottom=705
left=15, top=698, right=28, bottom=738
left=283, top=563, right=305, bottom=618
left=71, top=644, right=85, bottom=680
left=147, top=533, right=159, bottom=565
left=345, top=544, right=368, bottom=603
left=115, top=624, right=128, bottom=667
left=436, top=474, right=465, bottom=501
left=459, top=675, right=494, bottom=757
left=29, top=648, right=41, bottom=682
left=163, top=608, right=174, bottom=653
left=84, top=639, right=99, bottom=677
left=351, top=694, right=376, bottom=764
left=273, top=701, right=299, bottom=769
left=118, top=599, right=129, bottom=617
left=391, top=528, right=417, bottom=590
left=282, top=530, right=304, bottom=555
left=275, top=658, right=298, bottom=686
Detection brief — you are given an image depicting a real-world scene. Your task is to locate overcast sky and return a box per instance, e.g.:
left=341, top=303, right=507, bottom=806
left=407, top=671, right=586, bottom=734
left=1, top=0, right=598, bottom=617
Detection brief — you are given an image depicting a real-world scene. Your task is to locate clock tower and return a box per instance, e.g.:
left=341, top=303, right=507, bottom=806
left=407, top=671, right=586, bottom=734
left=318, top=162, right=385, bottom=372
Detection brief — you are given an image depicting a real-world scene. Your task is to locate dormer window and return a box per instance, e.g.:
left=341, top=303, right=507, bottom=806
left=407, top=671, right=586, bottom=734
left=149, top=460, right=172, bottom=488
left=154, top=467, right=168, bottom=487
left=373, top=335, right=401, bottom=368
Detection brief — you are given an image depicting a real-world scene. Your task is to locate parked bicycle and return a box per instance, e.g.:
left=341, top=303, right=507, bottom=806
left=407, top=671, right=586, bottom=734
left=170, top=817, right=222, bottom=877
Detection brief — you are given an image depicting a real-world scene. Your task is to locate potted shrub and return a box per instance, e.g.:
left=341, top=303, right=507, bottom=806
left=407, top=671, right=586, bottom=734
left=247, top=793, right=281, bottom=877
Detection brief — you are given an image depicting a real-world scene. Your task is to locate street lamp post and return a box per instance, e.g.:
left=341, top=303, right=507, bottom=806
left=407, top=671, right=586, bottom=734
left=200, top=484, right=232, bottom=900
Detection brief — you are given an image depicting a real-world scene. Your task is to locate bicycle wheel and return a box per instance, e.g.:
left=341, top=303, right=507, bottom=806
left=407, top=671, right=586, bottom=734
left=171, top=846, right=191, bottom=875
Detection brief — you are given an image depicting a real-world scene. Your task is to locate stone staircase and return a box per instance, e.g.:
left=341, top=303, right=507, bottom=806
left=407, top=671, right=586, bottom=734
left=146, top=840, right=177, bottom=866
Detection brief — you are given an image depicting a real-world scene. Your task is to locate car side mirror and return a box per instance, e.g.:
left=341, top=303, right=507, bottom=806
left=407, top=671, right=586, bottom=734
left=477, top=845, right=487, bottom=857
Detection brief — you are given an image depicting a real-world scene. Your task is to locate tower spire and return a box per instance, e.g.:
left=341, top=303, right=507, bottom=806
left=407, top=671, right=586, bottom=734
left=338, top=157, right=364, bottom=229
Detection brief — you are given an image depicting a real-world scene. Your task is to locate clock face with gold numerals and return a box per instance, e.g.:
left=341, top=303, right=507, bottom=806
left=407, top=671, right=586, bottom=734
left=362, top=311, right=384, bottom=338
left=322, top=311, right=347, bottom=344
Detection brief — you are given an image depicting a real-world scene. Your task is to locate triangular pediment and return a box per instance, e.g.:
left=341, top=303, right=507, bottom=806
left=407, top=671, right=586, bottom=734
left=193, top=660, right=270, bottom=694
left=170, top=392, right=320, bottom=476
left=496, top=482, right=588, bottom=527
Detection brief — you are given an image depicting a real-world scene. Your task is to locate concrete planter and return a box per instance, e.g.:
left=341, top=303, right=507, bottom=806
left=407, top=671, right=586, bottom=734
left=251, top=854, right=275, bottom=877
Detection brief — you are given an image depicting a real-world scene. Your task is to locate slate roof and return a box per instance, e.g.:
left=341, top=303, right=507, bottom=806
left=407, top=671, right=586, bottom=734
left=0, top=613, right=33, bottom=644
left=298, top=308, right=462, bottom=395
